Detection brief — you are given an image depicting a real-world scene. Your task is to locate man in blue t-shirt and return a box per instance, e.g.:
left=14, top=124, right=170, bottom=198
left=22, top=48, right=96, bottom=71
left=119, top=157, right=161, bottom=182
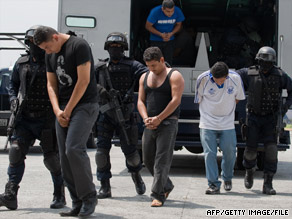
left=145, top=0, right=185, bottom=65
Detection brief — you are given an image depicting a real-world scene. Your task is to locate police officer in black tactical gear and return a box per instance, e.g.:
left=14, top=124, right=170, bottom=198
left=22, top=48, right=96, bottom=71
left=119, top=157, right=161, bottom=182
left=95, top=32, right=148, bottom=198
left=237, top=46, right=292, bottom=195
left=0, top=25, right=66, bottom=210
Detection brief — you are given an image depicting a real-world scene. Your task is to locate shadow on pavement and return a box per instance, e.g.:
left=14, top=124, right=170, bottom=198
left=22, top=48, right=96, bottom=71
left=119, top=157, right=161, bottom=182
left=0, top=207, right=124, bottom=219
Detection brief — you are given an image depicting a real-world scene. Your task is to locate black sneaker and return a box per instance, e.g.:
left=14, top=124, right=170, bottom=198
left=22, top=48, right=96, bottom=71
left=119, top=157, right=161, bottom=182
left=224, top=181, right=232, bottom=191
left=205, top=184, right=220, bottom=194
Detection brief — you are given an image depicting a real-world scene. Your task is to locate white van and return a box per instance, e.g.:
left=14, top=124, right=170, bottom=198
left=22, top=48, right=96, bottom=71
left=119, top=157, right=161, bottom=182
left=58, top=0, right=291, bottom=169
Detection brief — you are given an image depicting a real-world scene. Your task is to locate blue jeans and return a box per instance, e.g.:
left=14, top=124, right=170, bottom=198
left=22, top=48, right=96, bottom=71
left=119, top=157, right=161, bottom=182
left=200, top=128, right=237, bottom=188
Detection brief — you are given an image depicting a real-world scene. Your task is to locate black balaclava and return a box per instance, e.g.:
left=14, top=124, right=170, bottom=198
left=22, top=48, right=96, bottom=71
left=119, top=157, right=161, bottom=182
left=108, top=46, right=124, bottom=61
left=29, top=41, right=45, bottom=63
left=258, top=60, right=273, bottom=73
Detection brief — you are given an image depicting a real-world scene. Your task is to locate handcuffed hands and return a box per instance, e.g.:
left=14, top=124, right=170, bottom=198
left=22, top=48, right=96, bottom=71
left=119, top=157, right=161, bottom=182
left=144, top=116, right=162, bottom=130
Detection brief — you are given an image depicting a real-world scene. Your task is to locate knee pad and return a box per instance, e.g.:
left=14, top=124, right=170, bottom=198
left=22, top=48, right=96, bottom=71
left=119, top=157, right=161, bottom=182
left=264, top=143, right=278, bottom=162
left=44, top=154, right=61, bottom=175
left=126, top=151, right=141, bottom=167
left=9, top=141, right=24, bottom=166
left=95, top=148, right=109, bottom=170
left=244, top=147, right=257, bottom=161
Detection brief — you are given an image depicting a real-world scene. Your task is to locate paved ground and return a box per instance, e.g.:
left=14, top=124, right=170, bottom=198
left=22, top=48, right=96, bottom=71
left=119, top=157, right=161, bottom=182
left=0, top=136, right=291, bottom=219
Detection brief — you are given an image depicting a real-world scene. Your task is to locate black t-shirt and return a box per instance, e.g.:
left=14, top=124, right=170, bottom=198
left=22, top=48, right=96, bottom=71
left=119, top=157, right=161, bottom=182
left=46, top=36, right=97, bottom=105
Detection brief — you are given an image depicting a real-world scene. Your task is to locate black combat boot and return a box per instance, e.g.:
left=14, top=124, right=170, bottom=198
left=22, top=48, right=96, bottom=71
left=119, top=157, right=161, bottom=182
left=131, top=172, right=146, bottom=195
left=97, top=179, right=111, bottom=199
left=0, top=181, right=19, bottom=210
left=50, top=185, right=66, bottom=209
left=244, top=167, right=256, bottom=189
left=263, top=173, right=276, bottom=195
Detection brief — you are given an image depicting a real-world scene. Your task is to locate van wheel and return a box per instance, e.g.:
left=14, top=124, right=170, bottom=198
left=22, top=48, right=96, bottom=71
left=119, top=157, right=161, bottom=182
left=236, top=148, right=245, bottom=170
left=257, top=151, right=265, bottom=171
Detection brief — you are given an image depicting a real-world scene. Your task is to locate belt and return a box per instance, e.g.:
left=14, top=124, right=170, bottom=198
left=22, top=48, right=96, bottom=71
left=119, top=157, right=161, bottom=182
left=23, top=111, right=48, bottom=118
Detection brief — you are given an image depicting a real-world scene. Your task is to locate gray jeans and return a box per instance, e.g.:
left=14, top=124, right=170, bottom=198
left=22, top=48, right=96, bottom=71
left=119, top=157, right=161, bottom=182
left=142, top=119, right=178, bottom=203
left=56, top=102, right=99, bottom=201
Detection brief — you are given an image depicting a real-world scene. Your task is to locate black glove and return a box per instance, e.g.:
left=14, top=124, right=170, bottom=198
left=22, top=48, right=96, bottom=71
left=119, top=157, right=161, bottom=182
left=97, top=84, right=110, bottom=101
left=99, top=87, right=111, bottom=100
left=10, top=99, right=18, bottom=112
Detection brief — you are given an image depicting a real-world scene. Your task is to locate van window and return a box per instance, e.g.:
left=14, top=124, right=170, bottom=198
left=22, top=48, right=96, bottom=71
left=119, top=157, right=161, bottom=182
left=65, top=16, right=96, bottom=28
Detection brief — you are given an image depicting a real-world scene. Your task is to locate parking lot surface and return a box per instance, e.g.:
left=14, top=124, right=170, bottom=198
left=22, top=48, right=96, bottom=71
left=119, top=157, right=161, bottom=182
left=0, top=136, right=291, bottom=219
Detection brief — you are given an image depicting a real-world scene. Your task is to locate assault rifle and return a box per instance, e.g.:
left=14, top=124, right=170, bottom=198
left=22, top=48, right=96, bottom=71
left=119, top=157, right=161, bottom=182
left=4, top=94, right=26, bottom=151
left=276, top=94, right=286, bottom=144
left=4, top=64, right=38, bottom=151
left=100, top=63, right=130, bottom=145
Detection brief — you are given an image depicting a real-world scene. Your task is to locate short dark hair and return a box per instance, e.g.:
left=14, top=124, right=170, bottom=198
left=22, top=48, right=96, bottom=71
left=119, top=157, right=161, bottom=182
left=162, top=0, right=175, bottom=9
left=210, top=62, right=229, bottom=78
left=143, top=47, right=163, bottom=62
left=33, top=26, right=58, bottom=46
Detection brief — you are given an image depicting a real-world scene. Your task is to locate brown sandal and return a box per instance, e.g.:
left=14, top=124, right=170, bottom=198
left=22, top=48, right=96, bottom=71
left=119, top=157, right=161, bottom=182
left=151, top=199, right=163, bottom=207
left=165, top=187, right=174, bottom=199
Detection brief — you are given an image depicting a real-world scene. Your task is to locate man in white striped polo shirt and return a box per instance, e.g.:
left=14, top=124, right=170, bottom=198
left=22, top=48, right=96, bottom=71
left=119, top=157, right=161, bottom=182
left=195, top=62, right=245, bottom=194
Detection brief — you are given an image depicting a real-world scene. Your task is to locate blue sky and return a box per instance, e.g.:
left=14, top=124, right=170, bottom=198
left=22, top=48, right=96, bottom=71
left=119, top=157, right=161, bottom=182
left=0, top=0, right=58, bottom=68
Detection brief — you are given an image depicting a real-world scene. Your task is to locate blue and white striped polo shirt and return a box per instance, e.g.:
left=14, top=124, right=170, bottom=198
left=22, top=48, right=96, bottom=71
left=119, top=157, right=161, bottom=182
left=195, top=70, right=245, bottom=130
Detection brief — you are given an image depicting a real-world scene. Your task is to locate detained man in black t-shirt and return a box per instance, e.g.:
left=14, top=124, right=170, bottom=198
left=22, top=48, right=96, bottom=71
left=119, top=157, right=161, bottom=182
left=34, top=26, right=98, bottom=217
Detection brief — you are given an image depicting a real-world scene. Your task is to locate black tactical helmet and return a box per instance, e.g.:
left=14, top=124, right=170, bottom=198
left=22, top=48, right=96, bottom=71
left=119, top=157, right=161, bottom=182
left=24, top=25, right=41, bottom=45
left=255, top=46, right=276, bottom=63
left=104, top=32, right=128, bottom=51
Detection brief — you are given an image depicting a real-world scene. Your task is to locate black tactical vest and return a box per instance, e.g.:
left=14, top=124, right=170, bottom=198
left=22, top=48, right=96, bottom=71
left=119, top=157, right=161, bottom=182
left=108, top=61, right=133, bottom=98
left=21, top=63, right=51, bottom=112
left=247, top=66, right=282, bottom=115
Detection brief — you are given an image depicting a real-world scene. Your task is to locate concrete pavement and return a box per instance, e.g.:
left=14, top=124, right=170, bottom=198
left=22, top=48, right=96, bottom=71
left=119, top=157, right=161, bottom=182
left=0, top=136, right=291, bottom=219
